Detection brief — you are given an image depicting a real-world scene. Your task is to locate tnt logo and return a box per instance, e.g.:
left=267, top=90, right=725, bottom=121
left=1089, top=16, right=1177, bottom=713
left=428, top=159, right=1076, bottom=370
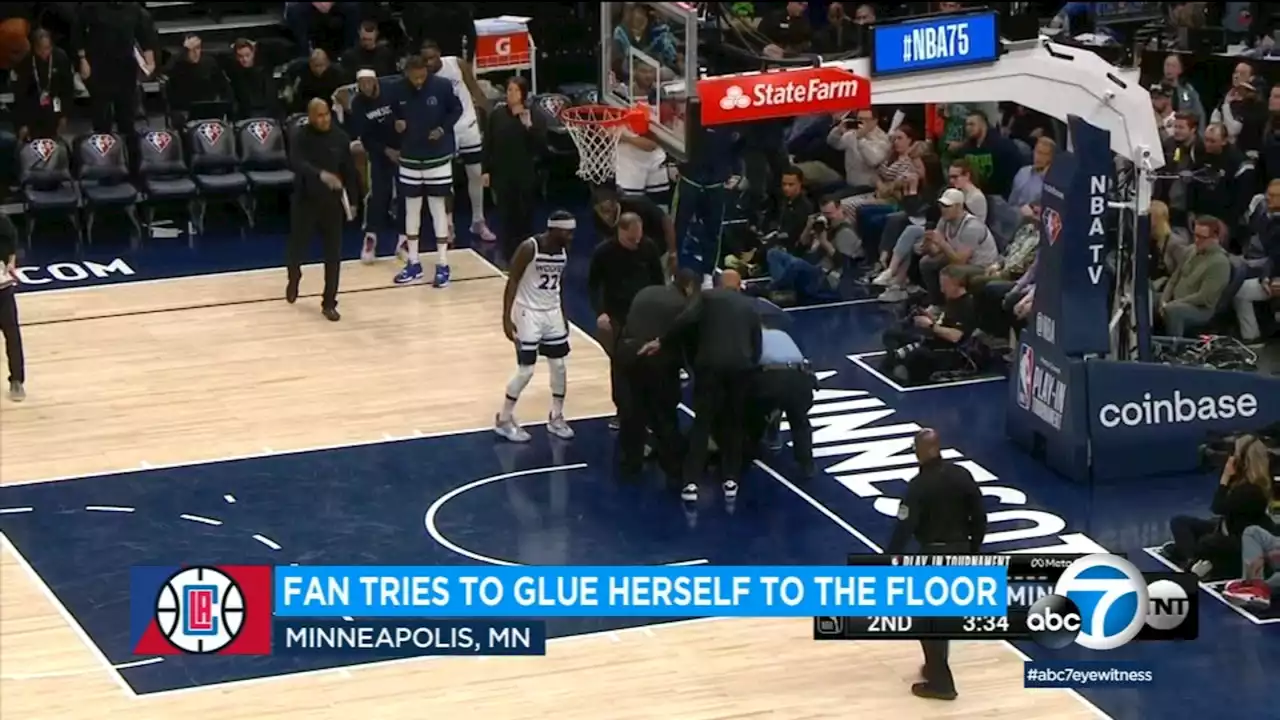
left=1042, top=207, right=1062, bottom=245
left=130, top=565, right=272, bottom=655
left=719, top=86, right=751, bottom=111
left=246, top=120, right=272, bottom=144
left=88, top=134, right=116, bottom=157
left=1016, top=343, right=1035, bottom=410
left=197, top=121, right=223, bottom=146
left=1026, top=555, right=1193, bottom=651
left=145, top=131, right=172, bottom=153
left=29, top=138, right=55, bottom=162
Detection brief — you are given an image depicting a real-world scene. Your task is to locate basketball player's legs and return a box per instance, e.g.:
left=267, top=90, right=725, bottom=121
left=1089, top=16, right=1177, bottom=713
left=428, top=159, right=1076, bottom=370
left=394, top=155, right=453, bottom=287
left=540, top=312, right=573, bottom=440
left=361, top=149, right=394, bottom=263
left=495, top=307, right=541, bottom=443
left=457, top=121, right=495, bottom=241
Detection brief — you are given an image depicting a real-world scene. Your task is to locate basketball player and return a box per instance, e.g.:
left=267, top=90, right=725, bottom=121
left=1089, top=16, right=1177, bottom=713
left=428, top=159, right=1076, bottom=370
left=391, top=54, right=461, bottom=288
left=496, top=210, right=578, bottom=443
left=348, top=69, right=399, bottom=263
left=421, top=40, right=496, bottom=243
left=616, top=129, right=671, bottom=211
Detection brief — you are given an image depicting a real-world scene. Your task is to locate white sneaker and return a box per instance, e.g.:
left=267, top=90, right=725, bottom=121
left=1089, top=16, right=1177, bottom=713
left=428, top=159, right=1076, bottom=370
left=494, top=414, right=531, bottom=443
left=547, top=413, right=575, bottom=440
left=681, top=483, right=698, bottom=502
left=871, top=269, right=894, bottom=286
left=878, top=285, right=908, bottom=303
left=1191, top=559, right=1213, bottom=578
left=360, top=233, right=377, bottom=264
left=723, top=479, right=739, bottom=499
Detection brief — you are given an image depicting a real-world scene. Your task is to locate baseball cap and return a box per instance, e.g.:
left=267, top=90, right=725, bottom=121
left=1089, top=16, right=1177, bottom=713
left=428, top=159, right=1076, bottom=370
left=938, top=188, right=966, bottom=207
left=1149, top=82, right=1173, bottom=96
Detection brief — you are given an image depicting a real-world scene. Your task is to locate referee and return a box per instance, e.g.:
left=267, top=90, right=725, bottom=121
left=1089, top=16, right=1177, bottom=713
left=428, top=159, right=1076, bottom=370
left=886, top=428, right=986, bottom=701
left=0, top=213, right=25, bottom=402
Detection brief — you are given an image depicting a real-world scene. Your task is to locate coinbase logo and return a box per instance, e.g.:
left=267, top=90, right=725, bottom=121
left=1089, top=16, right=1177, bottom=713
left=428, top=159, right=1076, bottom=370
left=1027, top=555, right=1150, bottom=651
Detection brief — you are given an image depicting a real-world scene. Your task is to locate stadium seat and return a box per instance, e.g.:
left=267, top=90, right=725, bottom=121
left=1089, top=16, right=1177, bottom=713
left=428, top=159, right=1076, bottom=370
left=184, top=118, right=251, bottom=235
left=283, top=112, right=310, bottom=147
left=234, top=118, right=294, bottom=227
left=136, top=129, right=200, bottom=248
left=1210, top=254, right=1249, bottom=330
left=17, top=137, right=81, bottom=249
left=74, top=133, right=141, bottom=247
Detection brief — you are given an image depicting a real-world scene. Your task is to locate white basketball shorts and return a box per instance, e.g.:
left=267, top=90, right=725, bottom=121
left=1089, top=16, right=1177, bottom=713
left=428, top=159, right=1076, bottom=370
left=512, top=305, right=570, bottom=363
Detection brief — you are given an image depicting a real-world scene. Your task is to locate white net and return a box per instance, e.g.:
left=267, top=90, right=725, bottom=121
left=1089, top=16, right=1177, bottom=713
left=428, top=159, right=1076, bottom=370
left=558, top=105, right=633, bottom=186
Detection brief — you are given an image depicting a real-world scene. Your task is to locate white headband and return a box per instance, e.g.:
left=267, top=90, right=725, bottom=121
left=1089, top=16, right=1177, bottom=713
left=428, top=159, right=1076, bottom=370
left=356, top=69, right=377, bottom=80
left=547, top=218, right=576, bottom=230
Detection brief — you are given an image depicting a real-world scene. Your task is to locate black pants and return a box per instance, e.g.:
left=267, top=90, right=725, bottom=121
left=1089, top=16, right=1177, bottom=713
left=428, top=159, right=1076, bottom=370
left=748, top=367, right=815, bottom=468
left=1169, top=515, right=1241, bottom=575
left=617, top=351, right=683, bottom=481
left=0, top=287, right=24, bottom=384
left=89, top=78, right=139, bottom=136
left=494, top=181, right=537, bottom=263
left=685, top=367, right=754, bottom=485
left=919, top=540, right=969, bottom=694
left=882, top=326, right=966, bottom=384
left=286, top=199, right=343, bottom=310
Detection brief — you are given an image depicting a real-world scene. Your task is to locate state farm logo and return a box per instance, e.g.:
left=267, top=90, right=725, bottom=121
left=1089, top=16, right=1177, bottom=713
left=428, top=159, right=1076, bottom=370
left=698, top=66, right=870, bottom=126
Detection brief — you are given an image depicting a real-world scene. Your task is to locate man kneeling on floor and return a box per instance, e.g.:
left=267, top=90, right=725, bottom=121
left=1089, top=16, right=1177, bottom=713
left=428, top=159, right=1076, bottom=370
left=881, top=265, right=977, bottom=384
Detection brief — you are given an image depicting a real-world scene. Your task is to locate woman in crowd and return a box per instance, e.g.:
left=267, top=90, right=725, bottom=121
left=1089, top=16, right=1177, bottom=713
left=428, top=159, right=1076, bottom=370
left=1149, top=200, right=1192, bottom=291
left=1163, top=435, right=1274, bottom=579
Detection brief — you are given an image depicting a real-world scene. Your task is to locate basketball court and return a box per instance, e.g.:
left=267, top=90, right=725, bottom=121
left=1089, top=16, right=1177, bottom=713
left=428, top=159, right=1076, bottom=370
left=0, top=4, right=1275, bottom=718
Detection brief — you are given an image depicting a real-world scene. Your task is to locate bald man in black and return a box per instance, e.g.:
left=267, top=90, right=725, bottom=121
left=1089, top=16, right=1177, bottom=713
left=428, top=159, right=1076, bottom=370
left=887, top=428, right=986, bottom=701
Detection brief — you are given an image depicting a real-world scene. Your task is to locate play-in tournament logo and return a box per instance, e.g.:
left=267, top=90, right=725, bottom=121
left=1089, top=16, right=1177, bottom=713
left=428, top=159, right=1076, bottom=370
left=131, top=565, right=273, bottom=655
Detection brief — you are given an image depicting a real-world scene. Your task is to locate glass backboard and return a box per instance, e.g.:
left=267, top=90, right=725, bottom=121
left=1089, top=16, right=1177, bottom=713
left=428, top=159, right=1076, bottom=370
left=600, top=2, right=699, bottom=161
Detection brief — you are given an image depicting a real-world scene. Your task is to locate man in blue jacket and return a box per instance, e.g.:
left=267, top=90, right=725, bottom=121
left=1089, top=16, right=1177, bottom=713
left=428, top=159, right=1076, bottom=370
left=348, top=68, right=400, bottom=264
left=391, top=54, right=461, bottom=288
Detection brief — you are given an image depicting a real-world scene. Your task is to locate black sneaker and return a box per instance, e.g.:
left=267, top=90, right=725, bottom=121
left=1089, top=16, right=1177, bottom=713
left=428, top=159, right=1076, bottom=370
left=286, top=282, right=299, bottom=304
left=322, top=307, right=341, bottom=322
left=608, top=416, right=620, bottom=431
left=910, top=682, right=957, bottom=701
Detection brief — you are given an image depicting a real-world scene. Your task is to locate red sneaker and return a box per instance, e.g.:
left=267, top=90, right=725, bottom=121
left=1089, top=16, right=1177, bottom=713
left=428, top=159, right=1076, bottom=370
left=1224, top=579, right=1272, bottom=610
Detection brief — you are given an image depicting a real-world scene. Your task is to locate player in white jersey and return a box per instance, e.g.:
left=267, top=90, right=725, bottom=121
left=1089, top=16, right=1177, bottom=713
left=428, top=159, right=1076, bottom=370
left=421, top=41, right=498, bottom=244
left=616, top=129, right=671, bottom=211
left=496, top=210, right=577, bottom=443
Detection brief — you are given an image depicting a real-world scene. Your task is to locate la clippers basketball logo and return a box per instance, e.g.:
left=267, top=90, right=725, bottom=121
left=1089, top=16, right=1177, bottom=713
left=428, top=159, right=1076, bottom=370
left=154, top=566, right=245, bottom=653
left=1016, top=343, right=1035, bottom=410
left=29, top=138, right=55, bottom=162
left=89, top=134, right=115, bottom=157
left=246, top=121, right=272, bottom=144
left=197, top=122, right=223, bottom=146
left=146, top=131, right=172, bottom=153
left=1042, top=208, right=1062, bottom=246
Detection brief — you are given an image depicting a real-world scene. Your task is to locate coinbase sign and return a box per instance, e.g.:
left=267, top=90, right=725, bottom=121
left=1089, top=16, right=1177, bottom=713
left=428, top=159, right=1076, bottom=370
left=871, top=11, right=1001, bottom=77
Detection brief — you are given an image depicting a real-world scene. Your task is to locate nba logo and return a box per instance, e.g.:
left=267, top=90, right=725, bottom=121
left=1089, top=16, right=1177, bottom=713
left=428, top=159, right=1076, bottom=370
left=146, top=131, right=172, bottom=153
left=247, top=121, right=272, bottom=144
left=130, top=565, right=272, bottom=655
left=1042, top=208, right=1062, bottom=246
left=30, top=138, right=55, bottom=162
left=1016, top=343, right=1035, bottom=410
left=89, top=134, right=115, bottom=156
left=197, top=122, right=223, bottom=145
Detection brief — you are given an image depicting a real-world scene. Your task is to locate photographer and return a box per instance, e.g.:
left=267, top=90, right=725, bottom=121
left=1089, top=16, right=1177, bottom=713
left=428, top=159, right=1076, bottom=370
left=764, top=196, right=861, bottom=304
left=881, top=265, right=978, bottom=384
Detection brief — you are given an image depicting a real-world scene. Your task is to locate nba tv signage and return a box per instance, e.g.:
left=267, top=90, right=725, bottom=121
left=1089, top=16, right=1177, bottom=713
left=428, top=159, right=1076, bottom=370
left=1031, top=116, right=1113, bottom=358
left=870, top=11, right=1001, bottom=77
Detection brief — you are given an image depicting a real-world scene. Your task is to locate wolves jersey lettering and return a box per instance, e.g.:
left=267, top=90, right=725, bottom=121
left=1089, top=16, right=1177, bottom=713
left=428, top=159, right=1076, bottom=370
left=515, top=237, right=566, bottom=312
left=512, top=236, right=570, bottom=360
left=435, top=56, right=483, bottom=164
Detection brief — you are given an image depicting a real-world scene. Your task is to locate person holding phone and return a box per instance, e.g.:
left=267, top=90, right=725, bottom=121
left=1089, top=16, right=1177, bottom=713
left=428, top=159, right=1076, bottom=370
left=826, top=108, right=888, bottom=191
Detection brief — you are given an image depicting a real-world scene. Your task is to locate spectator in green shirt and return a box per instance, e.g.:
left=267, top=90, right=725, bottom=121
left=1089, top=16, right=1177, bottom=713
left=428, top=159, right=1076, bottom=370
left=1158, top=215, right=1232, bottom=337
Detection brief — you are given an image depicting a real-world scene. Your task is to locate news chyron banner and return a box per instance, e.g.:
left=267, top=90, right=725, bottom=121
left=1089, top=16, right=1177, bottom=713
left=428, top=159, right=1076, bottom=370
left=130, top=565, right=1010, bottom=658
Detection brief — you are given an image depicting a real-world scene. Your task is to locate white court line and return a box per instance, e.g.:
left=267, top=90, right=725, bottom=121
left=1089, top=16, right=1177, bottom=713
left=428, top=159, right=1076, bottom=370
left=0, top=533, right=138, bottom=697
left=223, top=494, right=237, bottom=504
left=0, top=507, right=33, bottom=514
left=252, top=534, right=282, bottom=551
left=84, top=505, right=135, bottom=513
left=783, top=298, right=880, bottom=312
left=1142, top=546, right=1280, bottom=626
left=178, top=514, right=223, bottom=527
left=1, top=656, right=163, bottom=681
left=848, top=351, right=1006, bottom=393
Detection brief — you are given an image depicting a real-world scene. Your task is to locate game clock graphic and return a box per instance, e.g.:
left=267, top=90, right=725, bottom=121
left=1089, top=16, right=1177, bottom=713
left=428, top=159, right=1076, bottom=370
left=130, top=565, right=273, bottom=655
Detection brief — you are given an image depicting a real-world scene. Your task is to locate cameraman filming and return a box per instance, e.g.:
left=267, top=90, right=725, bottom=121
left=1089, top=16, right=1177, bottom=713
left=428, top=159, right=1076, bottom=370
left=765, top=196, right=862, bottom=303
left=881, top=265, right=978, bottom=385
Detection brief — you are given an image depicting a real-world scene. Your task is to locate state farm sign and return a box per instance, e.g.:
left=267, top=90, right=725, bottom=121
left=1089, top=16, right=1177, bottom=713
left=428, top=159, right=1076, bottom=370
left=697, top=66, right=870, bottom=126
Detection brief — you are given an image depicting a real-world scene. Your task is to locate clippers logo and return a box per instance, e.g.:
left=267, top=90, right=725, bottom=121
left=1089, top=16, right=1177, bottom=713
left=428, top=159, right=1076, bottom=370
left=1042, top=207, right=1062, bottom=245
left=145, top=131, right=172, bottom=153
left=29, top=138, right=55, bottom=162
left=155, top=567, right=245, bottom=653
left=130, top=565, right=272, bottom=656
left=88, top=134, right=116, bottom=156
left=197, top=122, right=223, bottom=146
left=1016, top=343, right=1034, bottom=410
left=246, top=121, right=273, bottom=145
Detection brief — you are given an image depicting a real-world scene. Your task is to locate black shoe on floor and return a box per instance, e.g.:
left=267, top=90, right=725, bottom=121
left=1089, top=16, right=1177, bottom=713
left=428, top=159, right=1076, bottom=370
left=286, top=282, right=299, bottom=304
left=608, top=416, right=620, bottom=431
left=322, top=307, right=341, bottom=322
left=910, top=682, right=957, bottom=701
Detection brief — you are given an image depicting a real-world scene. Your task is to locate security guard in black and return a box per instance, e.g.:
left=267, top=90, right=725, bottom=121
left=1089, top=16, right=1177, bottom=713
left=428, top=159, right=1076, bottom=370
left=886, top=428, right=986, bottom=702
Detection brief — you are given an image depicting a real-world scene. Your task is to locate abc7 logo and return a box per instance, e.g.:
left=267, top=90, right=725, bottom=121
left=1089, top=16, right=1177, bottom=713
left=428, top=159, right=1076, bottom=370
left=1026, top=554, right=1189, bottom=651
left=154, top=566, right=246, bottom=653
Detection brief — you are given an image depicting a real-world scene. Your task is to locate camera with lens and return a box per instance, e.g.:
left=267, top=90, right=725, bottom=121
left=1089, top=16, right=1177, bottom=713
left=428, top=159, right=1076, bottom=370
left=812, top=214, right=828, bottom=232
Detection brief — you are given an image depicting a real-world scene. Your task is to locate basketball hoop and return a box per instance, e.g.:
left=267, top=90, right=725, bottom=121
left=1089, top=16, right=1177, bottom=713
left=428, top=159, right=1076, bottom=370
left=558, top=103, right=650, bottom=186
